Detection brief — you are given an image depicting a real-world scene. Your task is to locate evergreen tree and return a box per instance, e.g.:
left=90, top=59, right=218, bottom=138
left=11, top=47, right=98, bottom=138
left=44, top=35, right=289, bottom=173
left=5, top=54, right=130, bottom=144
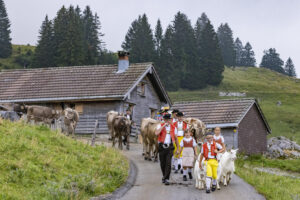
left=32, top=15, right=55, bottom=68
left=0, top=0, right=12, bottom=58
left=217, top=23, right=236, bottom=66
left=284, top=57, right=297, bottom=77
left=83, top=6, right=103, bottom=65
left=240, top=42, right=256, bottom=67
left=122, top=14, right=155, bottom=63
left=54, top=6, right=85, bottom=66
left=260, top=48, right=285, bottom=74
left=198, top=20, right=224, bottom=86
left=234, top=38, right=243, bottom=66
left=99, top=50, right=118, bottom=65
left=171, top=12, right=200, bottom=89
left=157, top=25, right=179, bottom=91
left=195, top=13, right=209, bottom=52
left=154, top=19, right=163, bottom=56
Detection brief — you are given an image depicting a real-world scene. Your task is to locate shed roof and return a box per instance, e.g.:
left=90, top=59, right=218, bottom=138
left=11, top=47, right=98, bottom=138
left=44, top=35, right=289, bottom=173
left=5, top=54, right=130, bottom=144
left=172, top=98, right=271, bottom=133
left=0, top=63, right=171, bottom=105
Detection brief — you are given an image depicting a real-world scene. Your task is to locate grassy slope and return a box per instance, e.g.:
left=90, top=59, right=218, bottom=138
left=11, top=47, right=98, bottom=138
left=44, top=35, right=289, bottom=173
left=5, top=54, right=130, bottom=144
left=169, top=67, right=300, bottom=144
left=0, top=120, right=128, bottom=200
left=0, top=44, right=35, bottom=70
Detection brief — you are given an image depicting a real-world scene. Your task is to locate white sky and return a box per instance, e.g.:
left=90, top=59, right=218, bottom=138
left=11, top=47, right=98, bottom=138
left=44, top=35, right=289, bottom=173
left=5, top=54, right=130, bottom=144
left=5, top=0, right=300, bottom=76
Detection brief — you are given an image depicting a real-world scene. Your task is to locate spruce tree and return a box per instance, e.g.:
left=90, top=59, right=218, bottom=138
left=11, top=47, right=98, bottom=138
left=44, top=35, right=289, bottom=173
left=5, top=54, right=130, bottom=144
left=0, top=0, right=12, bottom=58
left=54, top=6, right=85, bottom=66
left=234, top=38, right=243, bottom=66
left=32, top=15, right=55, bottom=68
left=240, top=42, right=256, bottom=67
left=195, top=13, right=209, bottom=52
left=122, top=14, right=155, bottom=63
left=157, top=25, right=178, bottom=91
left=284, top=57, right=297, bottom=77
left=217, top=23, right=236, bottom=66
left=198, top=20, right=224, bottom=86
left=260, top=48, right=285, bottom=74
left=171, top=12, right=200, bottom=89
left=83, top=6, right=103, bottom=65
left=154, top=19, right=163, bottom=57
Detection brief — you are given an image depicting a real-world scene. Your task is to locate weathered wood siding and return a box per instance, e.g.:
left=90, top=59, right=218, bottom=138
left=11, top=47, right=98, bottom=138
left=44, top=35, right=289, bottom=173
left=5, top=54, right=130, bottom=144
left=75, top=101, right=122, bottom=134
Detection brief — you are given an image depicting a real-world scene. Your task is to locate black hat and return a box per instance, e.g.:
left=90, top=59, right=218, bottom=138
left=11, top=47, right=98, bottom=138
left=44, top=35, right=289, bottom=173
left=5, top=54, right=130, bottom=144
left=163, top=114, right=172, bottom=119
left=172, top=109, right=179, bottom=114
left=176, top=112, right=184, bottom=117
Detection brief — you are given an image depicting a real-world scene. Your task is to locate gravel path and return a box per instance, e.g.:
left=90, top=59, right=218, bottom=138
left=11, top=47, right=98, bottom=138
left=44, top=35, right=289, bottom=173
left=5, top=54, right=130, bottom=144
left=119, top=143, right=265, bottom=200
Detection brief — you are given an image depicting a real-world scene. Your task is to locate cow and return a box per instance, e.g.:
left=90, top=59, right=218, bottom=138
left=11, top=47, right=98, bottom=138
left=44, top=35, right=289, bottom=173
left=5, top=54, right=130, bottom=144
left=217, top=149, right=238, bottom=189
left=62, top=108, right=79, bottom=137
left=184, top=118, right=206, bottom=144
left=26, top=105, right=61, bottom=125
left=112, top=116, right=132, bottom=150
left=0, top=111, right=20, bottom=122
left=107, top=111, right=119, bottom=140
left=141, top=118, right=160, bottom=161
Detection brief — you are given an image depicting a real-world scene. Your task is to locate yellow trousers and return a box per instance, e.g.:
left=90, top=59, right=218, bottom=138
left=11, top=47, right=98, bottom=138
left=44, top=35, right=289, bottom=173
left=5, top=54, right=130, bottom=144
left=205, top=159, right=218, bottom=179
left=174, top=136, right=183, bottom=158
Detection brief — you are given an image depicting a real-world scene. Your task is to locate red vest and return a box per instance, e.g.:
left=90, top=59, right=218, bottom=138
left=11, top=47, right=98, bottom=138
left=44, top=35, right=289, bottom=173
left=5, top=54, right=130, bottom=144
left=214, top=137, right=223, bottom=145
left=183, top=139, right=194, bottom=148
left=157, top=123, right=176, bottom=143
left=173, top=121, right=188, bottom=131
left=203, top=141, right=217, bottom=160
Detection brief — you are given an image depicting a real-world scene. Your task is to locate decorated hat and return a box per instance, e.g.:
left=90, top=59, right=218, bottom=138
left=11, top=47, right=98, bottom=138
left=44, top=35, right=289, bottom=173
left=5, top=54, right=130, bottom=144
left=176, top=112, right=184, bottom=117
left=163, top=114, right=172, bottom=119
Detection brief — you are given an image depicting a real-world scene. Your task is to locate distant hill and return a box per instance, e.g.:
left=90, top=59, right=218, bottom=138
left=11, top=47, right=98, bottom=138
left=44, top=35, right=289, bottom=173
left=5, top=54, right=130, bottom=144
left=0, top=44, right=35, bottom=70
left=169, top=67, right=300, bottom=143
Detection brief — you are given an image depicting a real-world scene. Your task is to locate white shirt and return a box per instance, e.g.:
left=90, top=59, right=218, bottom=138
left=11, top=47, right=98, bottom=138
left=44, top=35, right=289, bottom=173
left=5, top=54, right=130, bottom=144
left=156, top=124, right=171, bottom=144
left=201, top=141, right=223, bottom=159
left=214, top=135, right=224, bottom=144
left=126, top=114, right=131, bottom=120
left=175, top=121, right=189, bottom=137
left=180, top=137, right=197, bottom=148
left=172, top=118, right=177, bottom=123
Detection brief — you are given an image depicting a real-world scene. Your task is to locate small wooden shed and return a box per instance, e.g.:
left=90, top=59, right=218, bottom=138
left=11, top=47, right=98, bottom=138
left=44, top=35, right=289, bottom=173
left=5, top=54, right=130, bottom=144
left=172, top=99, right=271, bottom=154
left=0, top=62, right=171, bottom=134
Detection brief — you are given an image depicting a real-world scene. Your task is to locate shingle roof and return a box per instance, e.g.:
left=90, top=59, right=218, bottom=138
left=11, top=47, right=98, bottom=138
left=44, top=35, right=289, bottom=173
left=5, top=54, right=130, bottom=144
left=172, top=99, right=270, bottom=132
left=0, top=63, right=158, bottom=103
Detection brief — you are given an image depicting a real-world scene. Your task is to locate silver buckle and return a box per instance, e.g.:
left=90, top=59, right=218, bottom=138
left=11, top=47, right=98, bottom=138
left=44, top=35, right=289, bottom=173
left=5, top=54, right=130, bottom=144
left=163, top=143, right=170, bottom=149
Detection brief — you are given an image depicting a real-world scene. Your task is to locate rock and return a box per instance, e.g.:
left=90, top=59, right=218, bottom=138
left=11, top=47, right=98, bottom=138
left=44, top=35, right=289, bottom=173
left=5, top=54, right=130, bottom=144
left=0, top=111, right=20, bottom=122
left=266, top=136, right=300, bottom=159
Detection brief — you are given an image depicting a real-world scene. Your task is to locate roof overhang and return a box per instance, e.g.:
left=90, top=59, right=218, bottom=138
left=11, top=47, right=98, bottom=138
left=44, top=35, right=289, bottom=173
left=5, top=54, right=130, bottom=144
left=0, top=95, right=124, bottom=103
left=206, top=123, right=239, bottom=129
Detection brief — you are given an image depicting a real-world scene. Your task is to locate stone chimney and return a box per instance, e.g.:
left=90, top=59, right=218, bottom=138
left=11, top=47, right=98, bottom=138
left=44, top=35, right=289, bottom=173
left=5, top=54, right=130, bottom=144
left=117, top=51, right=130, bottom=73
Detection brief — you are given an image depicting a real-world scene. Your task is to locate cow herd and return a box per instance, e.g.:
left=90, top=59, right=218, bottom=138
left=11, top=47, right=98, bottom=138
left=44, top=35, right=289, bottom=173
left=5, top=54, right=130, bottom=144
left=0, top=103, right=79, bottom=136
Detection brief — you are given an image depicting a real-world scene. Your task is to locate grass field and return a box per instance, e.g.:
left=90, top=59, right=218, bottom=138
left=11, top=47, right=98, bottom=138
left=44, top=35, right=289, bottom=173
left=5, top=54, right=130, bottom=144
left=0, top=120, right=128, bottom=200
left=236, top=157, right=300, bottom=200
left=0, top=44, right=35, bottom=70
left=169, top=67, right=300, bottom=143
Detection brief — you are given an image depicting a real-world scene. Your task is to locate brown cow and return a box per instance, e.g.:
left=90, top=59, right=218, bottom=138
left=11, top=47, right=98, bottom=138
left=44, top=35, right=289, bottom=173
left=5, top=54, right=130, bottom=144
left=141, top=118, right=160, bottom=161
left=26, top=105, right=60, bottom=125
left=184, top=118, right=206, bottom=144
left=112, top=116, right=131, bottom=150
left=62, top=108, right=79, bottom=136
left=107, top=111, right=119, bottom=140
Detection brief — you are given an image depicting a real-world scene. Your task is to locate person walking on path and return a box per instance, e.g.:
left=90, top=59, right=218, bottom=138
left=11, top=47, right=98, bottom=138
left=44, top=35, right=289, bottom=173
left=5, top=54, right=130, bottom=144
left=155, top=114, right=180, bottom=185
left=173, top=112, right=188, bottom=174
left=199, top=132, right=225, bottom=193
left=213, top=127, right=226, bottom=161
left=179, top=129, right=197, bottom=181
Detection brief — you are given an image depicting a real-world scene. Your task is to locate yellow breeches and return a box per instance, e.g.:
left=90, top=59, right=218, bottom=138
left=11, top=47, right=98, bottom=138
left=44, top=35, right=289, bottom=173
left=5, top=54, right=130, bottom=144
left=174, top=136, right=184, bottom=158
left=205, top=159, right=218, bottom=179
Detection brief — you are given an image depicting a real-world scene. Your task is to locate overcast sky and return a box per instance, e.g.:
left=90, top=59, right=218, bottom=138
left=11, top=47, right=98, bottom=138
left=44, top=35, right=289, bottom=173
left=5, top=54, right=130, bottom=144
left=5, top=0, right=300, bottom=76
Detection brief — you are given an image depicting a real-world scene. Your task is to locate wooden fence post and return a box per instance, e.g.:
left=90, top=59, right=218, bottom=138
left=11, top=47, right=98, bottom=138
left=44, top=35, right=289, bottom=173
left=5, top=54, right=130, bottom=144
left=91, top=120, right=98, bottom=146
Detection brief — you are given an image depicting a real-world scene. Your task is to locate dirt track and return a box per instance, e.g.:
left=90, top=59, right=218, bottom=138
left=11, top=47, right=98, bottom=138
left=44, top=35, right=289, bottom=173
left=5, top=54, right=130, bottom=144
left=119, top=143, right=265, bottom=200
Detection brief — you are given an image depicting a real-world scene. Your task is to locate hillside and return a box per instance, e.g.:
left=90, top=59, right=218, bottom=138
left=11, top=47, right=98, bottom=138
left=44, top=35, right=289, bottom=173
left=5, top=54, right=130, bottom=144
left=0, top=120, right=128, bottom=200
left=169, top=67, right=300, bottom=143
left=0, top=44, right=35, bottom=70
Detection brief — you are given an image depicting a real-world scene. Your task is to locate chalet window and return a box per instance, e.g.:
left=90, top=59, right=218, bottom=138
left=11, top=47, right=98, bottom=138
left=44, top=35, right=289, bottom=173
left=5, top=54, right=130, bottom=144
left=75, top=104, right=83, bottom=114
left=137, top=82, right=146, bottom=97
left=150, top=109, right=157, bottom=119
